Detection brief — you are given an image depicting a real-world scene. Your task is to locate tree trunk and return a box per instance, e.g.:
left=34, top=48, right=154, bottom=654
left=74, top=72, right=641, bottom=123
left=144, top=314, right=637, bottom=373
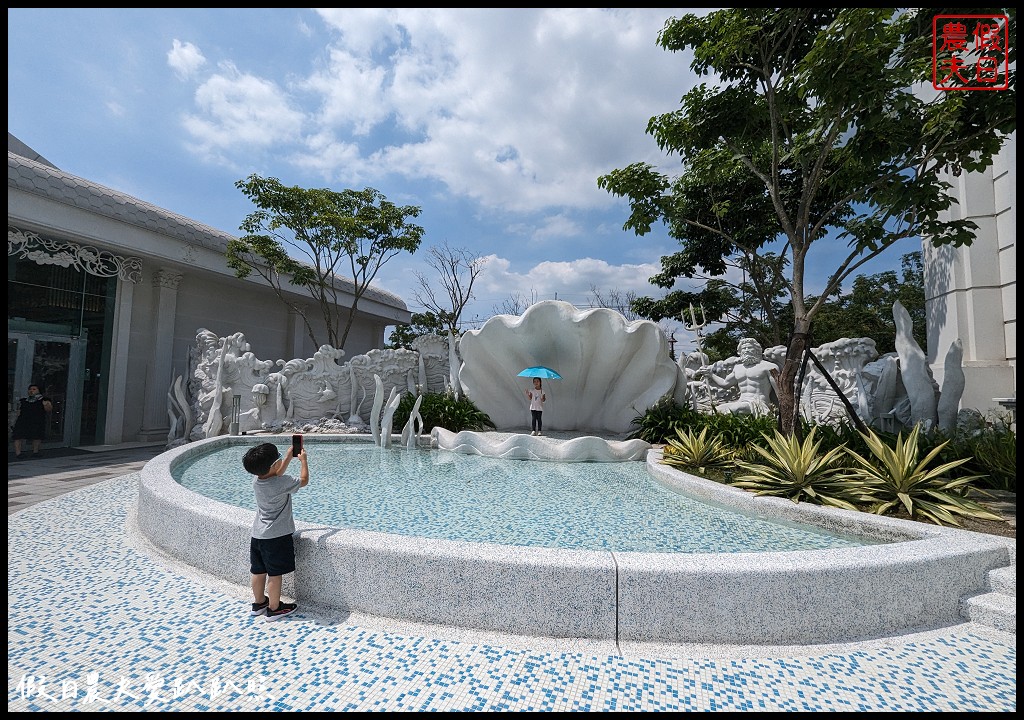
left=777, top=331, right=811, bottom=437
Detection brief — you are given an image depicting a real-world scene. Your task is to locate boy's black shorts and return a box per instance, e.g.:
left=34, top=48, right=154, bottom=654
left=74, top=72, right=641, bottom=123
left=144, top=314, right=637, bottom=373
left=250, top=534, right=296, bottom=576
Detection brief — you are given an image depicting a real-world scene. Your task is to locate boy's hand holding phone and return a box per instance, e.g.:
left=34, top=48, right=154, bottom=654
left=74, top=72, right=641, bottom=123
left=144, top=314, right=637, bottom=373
left=292, top=434, right=310, bottom=486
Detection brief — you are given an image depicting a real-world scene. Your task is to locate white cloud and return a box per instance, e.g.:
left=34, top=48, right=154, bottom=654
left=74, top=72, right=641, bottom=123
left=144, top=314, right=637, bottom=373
left=529, top=215, right=584, bottom=243
left=471, top=255, right=661, bottom=311
left=167, top=39, right=206, bottom=80
left=181, top=62, right=305, bottom=160
left=175, top=8, right=695, bottom=212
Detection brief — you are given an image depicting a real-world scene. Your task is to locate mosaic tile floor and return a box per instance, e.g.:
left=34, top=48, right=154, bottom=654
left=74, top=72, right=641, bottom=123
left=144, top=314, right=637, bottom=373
left=8, top=473, right=1016, bottom=712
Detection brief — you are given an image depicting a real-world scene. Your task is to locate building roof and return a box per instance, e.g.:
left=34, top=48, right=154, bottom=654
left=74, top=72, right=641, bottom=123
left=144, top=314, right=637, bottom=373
left=8, top=137, right=407, bottom=311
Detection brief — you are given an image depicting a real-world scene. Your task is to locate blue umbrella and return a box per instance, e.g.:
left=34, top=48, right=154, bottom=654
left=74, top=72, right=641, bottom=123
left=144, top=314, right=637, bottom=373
left=517, top=365, right=562, bottom=380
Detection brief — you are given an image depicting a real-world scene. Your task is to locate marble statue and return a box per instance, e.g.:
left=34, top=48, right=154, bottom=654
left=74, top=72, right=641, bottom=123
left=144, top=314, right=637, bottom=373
left=170, top=297, right=976, bottom=447
left=273, top=345, right=348, bottom=423
left=448, top=330, right=463, bottom=399
left=937, top=339, right=966, bottom=434
left=165, top=376, right=193, bottom=448
left=189, top=329, right=226, bottom=441
left=379, top=386, right=402, bottom=448
left=681, top=303, right=965, bottom=434
left=860, top=353, right=901, bottom=428
left=693, top=338, right=778, bottom=416
left=411, top=334, right=451, bottom=393
left=401, top=393, right=425, bottom=449
left=347, top=348, right=419, bottom=425
left=170, top=330, right=452, bottom=444
left=675, top=350, right=710, bottom=410
left=431, top=427, right=651, bottom=462
left=797, top=337, right=878, bottom=428
left=197, top=331, right=274, bottom=437
left=893, top=300, right=939, bottom=431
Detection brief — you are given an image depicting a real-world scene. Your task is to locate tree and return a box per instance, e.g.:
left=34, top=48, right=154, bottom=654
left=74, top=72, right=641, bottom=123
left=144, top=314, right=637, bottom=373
left=227, top=175, right=425, bottom=350
left=412, top=242, right=489, bottom=334
left=696, top=252, right=925, bottom=360
left=804, top=251, right=925, bottom=354
left=599, top=8, right=1015, bottom=435
left=658, top=254, right=792, bottom=362
left=587, top=285, right=642, bottom=320
left=493, top=291, right=536, bottom=316
left=386, top=311, right=449, bottom=350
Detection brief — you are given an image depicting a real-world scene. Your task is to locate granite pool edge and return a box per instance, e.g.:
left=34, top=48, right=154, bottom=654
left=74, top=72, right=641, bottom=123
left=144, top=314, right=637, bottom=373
left=136, top=436, right=1014, bottom=645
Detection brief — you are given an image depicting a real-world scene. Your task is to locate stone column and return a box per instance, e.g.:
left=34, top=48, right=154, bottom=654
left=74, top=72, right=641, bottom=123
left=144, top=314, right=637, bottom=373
left=137, top=268, right=183, bottom=441
left=925, top=138, right=1016, bottom=416
left=103, top=277, right=135, bottom=444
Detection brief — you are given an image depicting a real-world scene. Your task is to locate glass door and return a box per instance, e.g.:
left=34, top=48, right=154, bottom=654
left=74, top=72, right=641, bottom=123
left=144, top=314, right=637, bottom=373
left=8, top=330, right=86, bottom=448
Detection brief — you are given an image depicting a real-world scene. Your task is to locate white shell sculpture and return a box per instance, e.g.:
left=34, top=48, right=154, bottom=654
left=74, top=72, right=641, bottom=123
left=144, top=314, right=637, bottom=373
left=431, top=428, right=651, bottom=462
left=457, top=300, right=679, bottom=433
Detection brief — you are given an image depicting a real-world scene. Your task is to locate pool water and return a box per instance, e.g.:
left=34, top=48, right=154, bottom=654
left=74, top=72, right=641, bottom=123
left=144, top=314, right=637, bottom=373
left=173, top=442, right=878, bottom=553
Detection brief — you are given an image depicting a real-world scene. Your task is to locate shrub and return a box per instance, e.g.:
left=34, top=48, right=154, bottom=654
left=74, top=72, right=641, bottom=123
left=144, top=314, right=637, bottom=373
left=731, top=427, right=872, bottom=510
left=800, top=418, right=885, bottom=459
left=392, top=391, right=496, bottom=434
left=660, top=427, right=735, bottom=476
left=629, top=397, right=777, bottom=450
left=844, top=425, right=1003, bottom=527
left=628, top=396, right=697, bottom=443
left=700, top=411, right=778, bottom=451
left=631, top=399, right=1012, bottom=527
left=964, top=425, right=1016, bottom=492
left=926, top=420, right=1017, bottom=493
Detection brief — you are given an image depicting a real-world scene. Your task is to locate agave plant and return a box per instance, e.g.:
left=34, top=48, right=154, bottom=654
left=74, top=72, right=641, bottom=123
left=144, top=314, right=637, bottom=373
left=660, top=426, right=735, bottom=476
left=731, top=427, right=873, bottom=510
left=844, top=425, right=1004, bottom=527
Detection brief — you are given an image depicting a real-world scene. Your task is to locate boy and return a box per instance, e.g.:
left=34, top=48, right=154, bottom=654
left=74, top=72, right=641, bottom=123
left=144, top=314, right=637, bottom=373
left=242, top=441, right=309, bottom=621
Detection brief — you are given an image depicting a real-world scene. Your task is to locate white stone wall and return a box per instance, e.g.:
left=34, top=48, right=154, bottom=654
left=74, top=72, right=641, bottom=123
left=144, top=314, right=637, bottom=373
left=924, top=134, right=1016, bottom=418
left=9, top=139, right=411, bottom=446
left=121, top=263, right=394, bottom=442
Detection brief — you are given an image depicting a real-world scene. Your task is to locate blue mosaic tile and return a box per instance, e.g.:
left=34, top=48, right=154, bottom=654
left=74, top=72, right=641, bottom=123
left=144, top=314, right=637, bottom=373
left=6, top=473, right=1017, bottom=712
left=175, top=443, right=873, bottom=552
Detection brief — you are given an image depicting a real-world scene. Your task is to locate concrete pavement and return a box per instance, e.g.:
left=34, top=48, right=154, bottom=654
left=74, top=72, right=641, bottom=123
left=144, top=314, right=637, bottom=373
left=7, top=442, right=166, bottom=515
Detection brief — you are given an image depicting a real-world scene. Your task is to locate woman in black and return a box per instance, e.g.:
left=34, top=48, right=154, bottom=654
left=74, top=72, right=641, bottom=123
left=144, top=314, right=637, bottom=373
left=12, top=384, right=52, bottom=459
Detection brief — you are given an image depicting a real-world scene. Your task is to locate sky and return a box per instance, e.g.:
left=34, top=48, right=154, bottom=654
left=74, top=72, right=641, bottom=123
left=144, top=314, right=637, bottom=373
left=8, top=8, right=919, bottom=353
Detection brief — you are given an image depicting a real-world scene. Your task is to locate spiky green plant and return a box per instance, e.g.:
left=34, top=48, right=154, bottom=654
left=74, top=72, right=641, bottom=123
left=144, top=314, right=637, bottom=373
left=844, top=425, right=1004, bottom=527
left=660, top=426, right=735, bottom=475
left=938, top=421, right=1017, bottom=493
left=731, top=427, right=873, bottom=510
left=967, top=425, right=1017, bottom=492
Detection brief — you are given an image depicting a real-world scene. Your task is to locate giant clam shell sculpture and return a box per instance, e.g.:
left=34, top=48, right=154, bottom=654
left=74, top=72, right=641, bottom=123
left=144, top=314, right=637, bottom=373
left=458, top=300, right=679, bottom=433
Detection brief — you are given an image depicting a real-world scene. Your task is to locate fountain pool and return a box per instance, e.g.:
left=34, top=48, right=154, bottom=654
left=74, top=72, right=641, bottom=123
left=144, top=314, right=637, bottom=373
left=137, top=434, right=1012, bottom=646
left=172, top=440, right=876, bottom=553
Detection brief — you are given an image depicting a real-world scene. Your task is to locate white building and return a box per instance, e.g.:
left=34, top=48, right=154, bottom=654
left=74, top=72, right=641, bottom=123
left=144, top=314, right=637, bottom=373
left=8, top=133, right=410, bottom=448
left=924, top=135, right=1016, bottom=420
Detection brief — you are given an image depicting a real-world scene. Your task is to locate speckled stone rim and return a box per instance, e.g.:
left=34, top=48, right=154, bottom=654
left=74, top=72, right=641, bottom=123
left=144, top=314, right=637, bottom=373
left=137, top=436, right=1014, bottom=646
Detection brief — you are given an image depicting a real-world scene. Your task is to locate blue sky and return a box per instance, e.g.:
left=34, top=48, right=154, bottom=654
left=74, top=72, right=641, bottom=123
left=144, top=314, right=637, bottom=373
left=8, top=8, right=918, bottom=351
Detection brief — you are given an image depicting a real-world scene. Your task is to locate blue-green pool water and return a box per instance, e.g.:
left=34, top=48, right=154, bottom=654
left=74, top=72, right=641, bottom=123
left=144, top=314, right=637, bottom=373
left=173, top=441, right=878, bottom=553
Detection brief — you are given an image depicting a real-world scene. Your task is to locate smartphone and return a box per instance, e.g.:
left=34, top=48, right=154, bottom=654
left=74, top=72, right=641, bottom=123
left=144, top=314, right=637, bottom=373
left=292, top=434, right=303, bottom=456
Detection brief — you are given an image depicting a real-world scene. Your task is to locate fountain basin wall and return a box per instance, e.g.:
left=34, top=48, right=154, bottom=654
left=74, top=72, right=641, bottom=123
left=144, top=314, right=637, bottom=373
left=136, top=436, right=1013, bottom=645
